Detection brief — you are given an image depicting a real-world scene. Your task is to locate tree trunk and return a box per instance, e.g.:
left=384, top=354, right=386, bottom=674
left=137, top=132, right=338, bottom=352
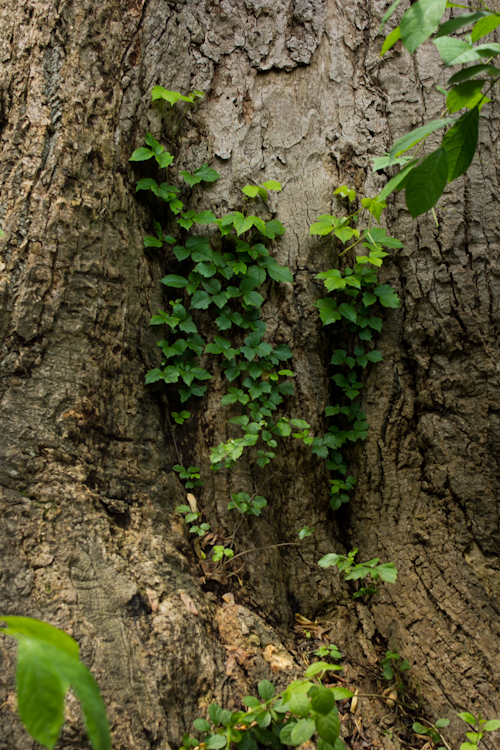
left=1, top=1, right=499, bottom=749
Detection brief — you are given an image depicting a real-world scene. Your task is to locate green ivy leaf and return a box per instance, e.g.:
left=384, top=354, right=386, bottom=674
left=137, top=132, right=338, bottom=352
left=374, top=285, right=400, bottom=308
left=262, top=180, right=282, bottom=191
left=156, top=151, right=174, bottom=168
left=338, top=303, right=357, bottom=323
left=375, top=562, right=398, bottom=583
left=144, top=236, right=163, bottom=248
left=242, top=185, right=259, bottom=198
left=129, top=147, right=154, bottom=161
left=315, top=298, right=341, bottom=326
left=161, top=275, right=189, bottom=288
left=263, top=219, right=286, bottom=239
left=361, top=197, right=387, bottom=223
left=243, top=291, right=264, bottom=307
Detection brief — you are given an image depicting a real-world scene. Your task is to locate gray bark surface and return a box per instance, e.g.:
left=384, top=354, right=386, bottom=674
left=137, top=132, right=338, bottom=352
left=0, top=0, right=499, bottom=748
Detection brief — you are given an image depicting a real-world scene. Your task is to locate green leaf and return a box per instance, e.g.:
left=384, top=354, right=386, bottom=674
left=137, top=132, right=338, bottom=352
left=378, top=160, right=419, bottom=199
left=310, top=216, right=335, bottom=235
left=280, top=722, right=297, bottom=745
left=208, top=703, right=223, bottom=727
left=361, top=197, right=387, bottom=223
left=263, top=219, right=285, bottom=238
left=181, top=165, right=220, bottom=187
left=380, top=26, right=401, bottom=56
left=136, top=177, right=158, bottom=192
left=435, top=11, right=489, bottom=38
left=318, top=553, right=341, bottom=568
left=156, top=151, right=174, bottom=168
left=258, top=679, right=275, bottom=701
left=375, top=562, right=398, bottom=583
left=458, top=713, right=477, bottom=725
left=305, top=661, right=339, bottom=678
left=242, top=185, right=259, bottom=198
left=195, top=210, right=217, bottom=225
left=435, top=719, right=451, bottom=728
left=12, top=634, right=110, bottom=750
left=309, top=685, right=335, bottom=715
left=315, top=709, right=340, bottom=746
left=129, top=147, right=154, bottom=161
left=193, top=165, right=220, bottom=183
left=206, top=735, right=227, bottom=749
left=288, top=692, right=311, bottom=718
left=405, top=148, right=448, bottom=217
left=483, top=720, right=500, bottom=732
left=380, top=0, right=404, bottom=28
left=232, top=214, right=254, bottom=235
left=447, top=63, right=500, bottom=84
left=447, top=81, right=484, bottom=113
left=316, top=299, right=341, bottom=325
left=338, top=303, right=357, bottom=323
left=390, top=118, right=455, bottom=158
left=144, top=236, right=163, bottom=248
left=331, top=688, right=354, bottom=700
left=0, top=617, right=80, bottom=659
left=441, top=106, right=479, bottom=181
left=161, top=275, right=189, bottom=288
left=15, top=637, right=67, bottom=747
left=435, top=37, right=500, bottom=66
left=472, top=14, right=500, bottom=42
left=60, top=656, right=110, bottom=750
left=169, top=199, right=184, bottom=214
left=262, top=180, right=282, bottom=191
left=193, top=718, right=211, bottom=732
left=243, top=291, right=264, bottom=307
left=400, top=0, right=447, bottom=54
left=374, top=284, right=401, bottom=308
left=290, top=719, right=316, bottom=745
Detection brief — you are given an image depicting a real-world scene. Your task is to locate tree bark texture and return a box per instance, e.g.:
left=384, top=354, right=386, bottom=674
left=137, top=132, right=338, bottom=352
left=0, top=0, right=499, bottom=748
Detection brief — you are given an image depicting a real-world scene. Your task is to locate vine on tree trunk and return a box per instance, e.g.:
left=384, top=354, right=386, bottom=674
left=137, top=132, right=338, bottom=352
left=130, top=87, right=399, bottom=596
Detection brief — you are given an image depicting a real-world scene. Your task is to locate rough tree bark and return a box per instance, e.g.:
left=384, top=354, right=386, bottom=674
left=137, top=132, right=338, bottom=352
left=0, top=0, right=499, bottom=749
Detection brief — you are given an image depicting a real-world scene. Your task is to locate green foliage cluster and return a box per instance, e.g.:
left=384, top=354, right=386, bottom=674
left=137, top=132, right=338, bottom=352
left=181, top=666, right=353, bottom=750
left=377, top=0, right=500, bottom=217
left=130, top=87, right=400, bottom=595
left=309, top=189, right=402, bottom=509
left=318, top=548, right=398, bottom=598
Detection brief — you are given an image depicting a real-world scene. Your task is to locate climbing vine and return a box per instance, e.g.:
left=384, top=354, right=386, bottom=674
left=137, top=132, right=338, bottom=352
left=129, top=87, right=399, bottom=595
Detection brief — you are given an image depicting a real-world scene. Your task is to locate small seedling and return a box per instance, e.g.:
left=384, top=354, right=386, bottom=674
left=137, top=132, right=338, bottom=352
left=212, top=546, right=235, bottom=562
left=298, top=526, right=314, bottom=539
left=314, top=644, right=342, bottom=660
left=173, top=465, right=203, bottom=489
left=380, top=651, right=410, bottom=681
left=172, top=410, right=191, bottom=425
